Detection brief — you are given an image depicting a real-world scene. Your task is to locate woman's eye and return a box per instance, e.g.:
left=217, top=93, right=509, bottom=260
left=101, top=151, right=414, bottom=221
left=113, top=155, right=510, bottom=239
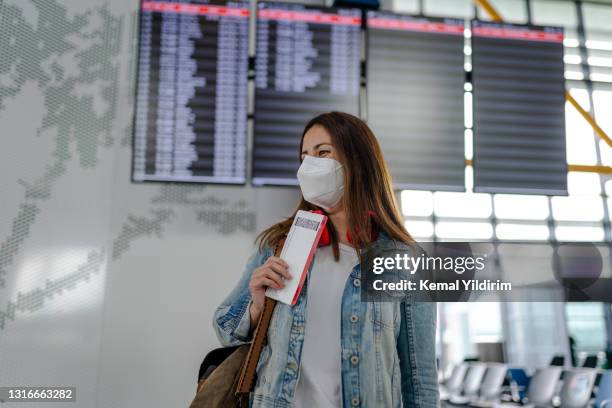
left=318, top=150, right=330, bottom=157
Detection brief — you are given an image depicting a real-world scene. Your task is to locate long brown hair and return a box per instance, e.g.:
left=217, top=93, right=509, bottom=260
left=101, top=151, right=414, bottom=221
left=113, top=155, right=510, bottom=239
left=256, top=111, right=413, bottom=259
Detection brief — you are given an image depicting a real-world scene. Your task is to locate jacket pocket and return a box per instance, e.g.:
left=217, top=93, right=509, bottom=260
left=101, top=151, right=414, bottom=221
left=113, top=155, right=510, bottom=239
left=369, top=302, right=399, bottom=330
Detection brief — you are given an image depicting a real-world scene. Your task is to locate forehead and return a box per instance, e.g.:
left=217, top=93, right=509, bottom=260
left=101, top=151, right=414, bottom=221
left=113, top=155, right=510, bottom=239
left=302, top=125, right=332, bottom=149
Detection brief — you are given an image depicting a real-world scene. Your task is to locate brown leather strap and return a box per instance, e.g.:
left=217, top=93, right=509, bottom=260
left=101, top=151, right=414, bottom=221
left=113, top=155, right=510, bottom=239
left=235, top=238, right=284, bottom=395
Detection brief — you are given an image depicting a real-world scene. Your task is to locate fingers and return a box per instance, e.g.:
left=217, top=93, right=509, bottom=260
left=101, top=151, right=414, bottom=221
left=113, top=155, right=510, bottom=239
left=250, top=257, right=291, bottom=293
left=251, top=272, right=283, bottom=290
left=267, top=262, right=291, bottom=281
left=260, top=276, right=283, bottom=290
left=266, top=257, right=291, bottom=279
left=268, top=256, right=288, bottom=268
left=252, top=268, right=288, bottom=290
left=263, top=268, right=286, bottom=288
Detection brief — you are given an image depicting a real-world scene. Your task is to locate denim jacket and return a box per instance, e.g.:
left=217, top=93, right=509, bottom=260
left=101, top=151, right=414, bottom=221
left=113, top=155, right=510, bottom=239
left=213, top=232, right=439, bottom=408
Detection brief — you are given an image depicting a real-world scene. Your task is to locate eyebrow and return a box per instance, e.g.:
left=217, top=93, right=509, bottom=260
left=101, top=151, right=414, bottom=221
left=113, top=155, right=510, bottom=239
left=301, top=143, right=332, bottom=154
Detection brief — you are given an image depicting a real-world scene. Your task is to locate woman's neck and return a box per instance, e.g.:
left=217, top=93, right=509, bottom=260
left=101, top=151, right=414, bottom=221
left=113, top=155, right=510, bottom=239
left=328, top=207, right=351, bottom=246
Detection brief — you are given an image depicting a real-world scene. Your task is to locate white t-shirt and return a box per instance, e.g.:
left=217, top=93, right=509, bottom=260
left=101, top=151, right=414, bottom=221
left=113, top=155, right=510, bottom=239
left=292, top=242, right=359, bottom=408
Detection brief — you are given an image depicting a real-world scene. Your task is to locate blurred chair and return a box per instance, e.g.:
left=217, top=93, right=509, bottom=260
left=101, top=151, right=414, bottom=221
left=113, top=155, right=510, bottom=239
left=441, top=362, right=469, bottom=399
left=441, top=362, right=457, bottom=383
left=490, top=367, right=561, bottom=407
left=459, top=363, right=508, bottom=407
left=506, top=367, right=530, bottom=402
left=448, top=362, right=487, bottom=404
left=478, top=363, right=507, bottom=401
left=582, top=354, right=598, bottom=368
left=595, top=371, right=612, bottom=408
left=462, top=363, right=488, bottom=398
left=520, top=366, right=563, bottom=407
left=550, top=355, right=565, bottom=366
left=557, top=369, right=597, bottom=408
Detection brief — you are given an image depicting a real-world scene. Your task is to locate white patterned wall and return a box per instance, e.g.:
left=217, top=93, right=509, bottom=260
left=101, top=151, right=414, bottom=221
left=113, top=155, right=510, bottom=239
left=0, top=1, right=299, bottom=406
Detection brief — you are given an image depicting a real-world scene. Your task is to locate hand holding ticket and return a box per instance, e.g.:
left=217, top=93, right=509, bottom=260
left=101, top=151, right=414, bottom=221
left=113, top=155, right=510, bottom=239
left=266, top=210, right=327, bottom=305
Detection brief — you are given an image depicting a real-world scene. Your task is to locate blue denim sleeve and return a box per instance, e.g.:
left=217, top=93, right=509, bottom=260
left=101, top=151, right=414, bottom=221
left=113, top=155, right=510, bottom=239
left=212, top=245, right=273, bottom=347
left=397, top=300, right=440, bottom=407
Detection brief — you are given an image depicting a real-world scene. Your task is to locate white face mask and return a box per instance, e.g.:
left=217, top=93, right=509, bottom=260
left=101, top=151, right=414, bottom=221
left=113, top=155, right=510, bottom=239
left=297, top=155, right=345, bottom=211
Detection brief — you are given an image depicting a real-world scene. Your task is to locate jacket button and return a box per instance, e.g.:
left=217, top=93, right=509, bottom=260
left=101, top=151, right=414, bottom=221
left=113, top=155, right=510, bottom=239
left=351, top=397, right=360, bottom=406
left=350, top=355, right=359, bottom=365
left=353, top=278, right=360, bottom=287
left=350, top=314, right=358, bottom=323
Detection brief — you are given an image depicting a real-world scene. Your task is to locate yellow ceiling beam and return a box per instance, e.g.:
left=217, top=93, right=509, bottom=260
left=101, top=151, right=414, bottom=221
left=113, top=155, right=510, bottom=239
left=568, top=164, right=612, bottom=175
left=473, top=0, right=503, bottom=22
left=466, top=160, right=612, bottom=175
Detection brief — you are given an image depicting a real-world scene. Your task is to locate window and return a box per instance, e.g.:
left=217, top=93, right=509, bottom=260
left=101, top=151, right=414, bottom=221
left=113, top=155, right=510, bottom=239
left=530, top=0, right=578, bottom=42
left=405, top=219, right=434, bottom=239
left=583, top=4, right=612, bottom=83
left=494, top=194, right=549, bottom=220
left=566, top=303, right=607, bottom=364
left=391, top=0, right=419, bottom=14
left=401, top=190, right=433, bottom=217
left=434, top=192, right=492, bottom=218
left=551, top=195, right=603, bottom=221
left=439, top=302, right=503, bottom=364
left=435, top=221, right=493, bottom=240
left=423, top=0, right=474, bottom=18
left=394, top=0, right=612, bottom=373
left=593, top=88, right=612, bottom=166
left=565, top=88, right=598, bottom=165
left=555, top=225, right=605, bottom=242
left=567, top=172, right=601, bottom=195
left=496, top=223, right=549, bottom=240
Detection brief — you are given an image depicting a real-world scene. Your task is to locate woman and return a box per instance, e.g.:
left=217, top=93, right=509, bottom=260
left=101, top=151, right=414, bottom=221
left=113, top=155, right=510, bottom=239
left=213, top=112, right=439, bottom=407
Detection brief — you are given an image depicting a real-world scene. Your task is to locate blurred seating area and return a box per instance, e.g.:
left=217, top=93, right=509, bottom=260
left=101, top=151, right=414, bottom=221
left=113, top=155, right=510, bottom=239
left=439, top=360, right=612, bottom=408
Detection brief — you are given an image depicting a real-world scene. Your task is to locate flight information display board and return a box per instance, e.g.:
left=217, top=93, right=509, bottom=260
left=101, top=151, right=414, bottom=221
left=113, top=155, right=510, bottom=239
left=471, top=21, right=567, bottom=195
left=252, top=2, right=361, bottom=186
left=132, top=0, right=249, bottom=184
left=366, top=12, right=466, bottom=191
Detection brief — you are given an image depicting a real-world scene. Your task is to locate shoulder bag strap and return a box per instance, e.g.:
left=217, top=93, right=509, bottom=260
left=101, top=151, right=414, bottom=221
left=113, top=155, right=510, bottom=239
left=235, top=237, right=284, bottom=395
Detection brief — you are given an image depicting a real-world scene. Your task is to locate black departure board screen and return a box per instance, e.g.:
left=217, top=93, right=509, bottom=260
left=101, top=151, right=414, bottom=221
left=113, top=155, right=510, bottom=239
left=471, top=21, right=567, bottom=195
left=132, top=0, right=249, bottom=184
left=252, top=2, right=362, bottom=186
left=366, top=12, right=466, bottom=191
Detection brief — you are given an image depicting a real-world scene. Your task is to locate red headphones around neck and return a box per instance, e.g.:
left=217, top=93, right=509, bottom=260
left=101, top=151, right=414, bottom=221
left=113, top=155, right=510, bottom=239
left=309, top=209, right=378, bottom=247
